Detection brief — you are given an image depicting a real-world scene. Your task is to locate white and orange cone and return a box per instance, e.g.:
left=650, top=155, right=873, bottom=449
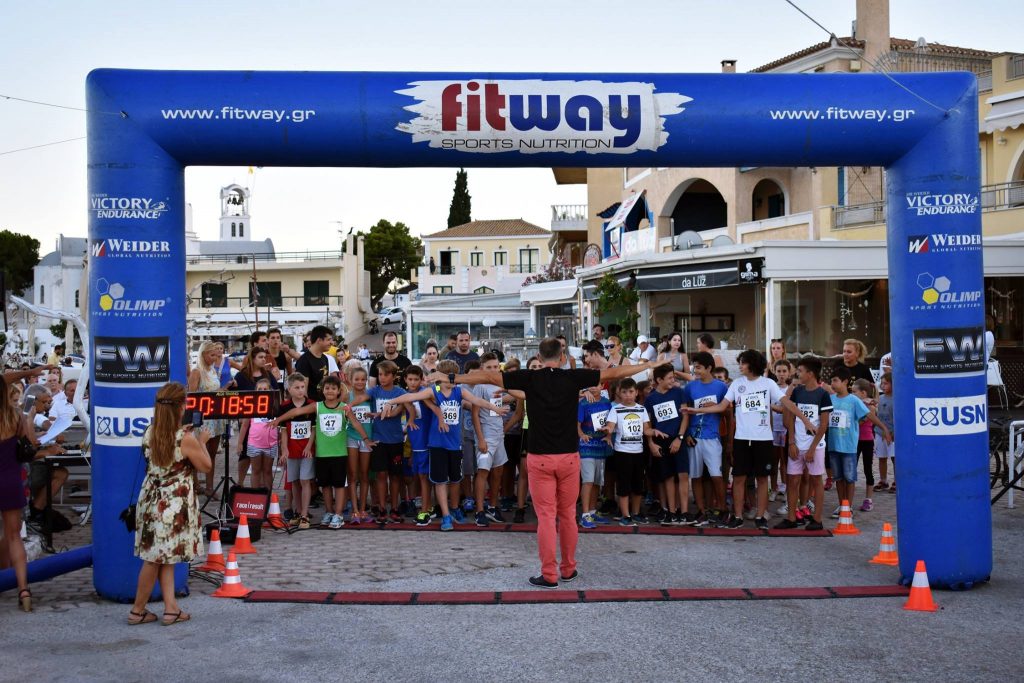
left=903, top=560, right=938, bottom=612
left=870, top=523, right=898, bottom=565
left=232, top=514, right=258, bottom=554
left=212, top=552, right=252, bottom=599
left=197, top=528, right=226, bottom=572
left=833, top=499, right=861, bottom=535
left=266, top=493, right=286, bottom=530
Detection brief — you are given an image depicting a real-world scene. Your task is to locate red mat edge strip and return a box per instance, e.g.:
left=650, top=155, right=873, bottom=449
left=287, top=523, right=831, bottom=538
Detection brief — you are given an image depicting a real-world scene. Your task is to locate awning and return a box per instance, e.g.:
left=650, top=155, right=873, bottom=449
left=581, top=258, right=764, bottom=299
left=604, top=191, right=647, bottom=233
left=520, top=279, right=579, bottom=304
left=983, top=90, right=1024, bottom=134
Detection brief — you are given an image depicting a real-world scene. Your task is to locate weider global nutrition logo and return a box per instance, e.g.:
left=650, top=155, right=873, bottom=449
left=395, top=79, right=691, bottom=154
left=91, top=239, right=172, bottom=258
left=90, top=194, right=169, bottom=220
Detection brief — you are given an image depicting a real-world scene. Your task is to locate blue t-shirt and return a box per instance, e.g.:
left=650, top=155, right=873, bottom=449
left=644, top=387, right=685, bottom=437
left=428, top=385, right=463, bottom=451
left=828, top=393, right=869, bottom=454
left=578, top=398, right=612, bottom=459
left=681, top=379, right=729, bottom=439
left=408, top=398, right=432, bottom=452
left=369, top=385, right=406, bottom=444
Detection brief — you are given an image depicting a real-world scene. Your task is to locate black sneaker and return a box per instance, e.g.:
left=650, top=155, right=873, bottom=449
left=755, top=516, right=769, bottom=530
left=658, top=510, right=672, bottom=526
left=725, top=515, right=744, bottom=529
left=693, top=512, right=710, bottom=527
left=773, top=518, right=800, bottom=530
left=485, top=506, right=504, bottom=523
left=528, top=575, right=558, bottom=589
left=513, top=508, right=525, bottom=524
left=634, top=514, right=649, bottom=524
left=805, top=520, right=824, bottom=531
left=560, top=570, right=579, bottom=583
left=475, top=511, right=489, bottom=527
left=682, top=512, right=699, bottom=526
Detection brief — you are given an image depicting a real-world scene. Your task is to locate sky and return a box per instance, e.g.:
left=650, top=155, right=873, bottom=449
left=1, top=0, right=1019, bottom=256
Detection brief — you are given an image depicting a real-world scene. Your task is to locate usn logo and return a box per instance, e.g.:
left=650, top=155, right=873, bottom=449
left=913, top=273, right=982, bottom=311
left=91, top=239, right=171, bottom=258
left=395, top=79, right=691, bottom=155
left=90, top=195, right=168, bottom=220
left=95, top=279, right=169, bottom=318
left=94, top=407, right=154, bottom=447
left=914, top=395, right=987, bottom=436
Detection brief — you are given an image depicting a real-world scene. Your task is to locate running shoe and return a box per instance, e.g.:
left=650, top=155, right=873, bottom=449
left=463, top=497, right=476, bottom=512
left=805, top=520, right=824, bottom=531
left=693, top=512, right=710, bottom=527
left=440, top=514, right=453, bottom=531
left=560, top=570, right=579, bottom=583
left=320, top=512, right=333, bottom=527
left=415, top=512, right=431, bottom=527
left=430, top=505, right=441, bottom=520
left=860, top=498, right=873, bottom=512
left=777, top=504, right=789, bottom=516
left=682, top=511, right=699, bottom=526
left=592, top=513, right=611, bottom=525
left=805, top=500, right=816, bottom=513
left=451, top=508, right=466, bottom=524
left=329, top=514, right=343, bottom=529
left=579, top=514, right=597, bottom=530
left=773, top=518, right=799, bottom=530
left=389, top=510, right=403, bottom=524
left=633, top=514, right=649, bottom=525
left=618, top=516, right=634, bottom=527
left=768, top=490, right=777, bottom=502
left=485, top=507, right=504, bottom=523
left=743, top=509, right=756, bottom=520
left=298, top=516, right=311, bottom=530
left=755, top=516, right=769, bottom=530
left=725, top=515, right=744, bottom=529
left=873, top=481, right=889, bottom=492
left=513, top=508, right=526, bottom=524
left=475, top=511, right=489, bottom=527
left=831, top=506, right=841, bottom=519
left=499, top=496, right=515, bottom=511
left=659, top=512, right=674, bottom=527
left=528, top=575, right=558, bottom=589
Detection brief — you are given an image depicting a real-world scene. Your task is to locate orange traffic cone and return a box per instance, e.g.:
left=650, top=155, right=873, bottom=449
left=903, top=560, right=938, bottom=612
left=870, top=523, right=898, bottom=566
left=266, top=493, right=286, bottom=529
left=197, top=528, right=226, bottom=572
left=232, top=514, right=258, bottom=554
left=832, top=500, right=860, bottom=535
left=212, top=552, right=252, bottom=599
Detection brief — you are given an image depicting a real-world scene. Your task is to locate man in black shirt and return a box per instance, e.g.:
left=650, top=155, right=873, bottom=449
left=294, top=325, right=333, bottom=402
left=427, top=337, right=660, bottom=589
left=369, top=331, right=411, bottom=388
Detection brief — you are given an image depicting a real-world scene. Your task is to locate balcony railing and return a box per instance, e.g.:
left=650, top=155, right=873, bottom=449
left=551, top=204, right=588, bottom=231
left=508, top=264, right=538, bottom=273
left=188, top=250, right=344, bottom=265
left=191, top=295, right=343, bottom=309
left=832, top=181, right=1024, bottom=229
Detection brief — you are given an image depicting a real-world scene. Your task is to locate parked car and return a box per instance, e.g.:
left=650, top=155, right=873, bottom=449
left=377, top=307, right=404, bottom=325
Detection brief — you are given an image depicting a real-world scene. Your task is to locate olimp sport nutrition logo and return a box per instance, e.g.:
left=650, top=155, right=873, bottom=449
left=913, top=272, right=982, bottom=312
left=94, top=278, right=169, bottom=319
left=395, top=79, right=691, bottom=154
left=90, top=194, right=169, bottom=220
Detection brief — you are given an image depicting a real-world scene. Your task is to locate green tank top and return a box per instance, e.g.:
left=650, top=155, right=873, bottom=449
left=346, top=390, right=373, bottom=441
left=316, top=400, right=349, bottom=457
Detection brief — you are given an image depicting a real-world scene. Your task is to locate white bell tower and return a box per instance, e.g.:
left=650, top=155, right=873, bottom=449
left=219, top=184, right=251, bottom=241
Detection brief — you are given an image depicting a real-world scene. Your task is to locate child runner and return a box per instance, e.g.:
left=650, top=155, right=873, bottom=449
left=459, top=359, right=482, bottom=518
left=851, top=378, right=878, bottom=512
left=681, top=352, right=729, bottom=526
left=404, top=366, right=441, bottom=526
left=770, top=359, right=793, bottom=502
left=774, top=357, right=831, bottom=530
left=236, top=377, right=279, bottom=491
left=644, top=364, right=688, bottom=525
left=470, top=353, right=509, bottom=526
left=605, top=378, right=660, bottom=526
left=381, top=360, right=505, bottom=530
left=874, top=372, right=896, bottom=493
left=827, top=367, right=890, bottom=518
left=275, top=375, right=372, bottom=528
left=277, top=373, right=315, bottom=529
left=345, top=367, right=375, bottom=523
left=687, top=350, right=800, bottom=529
left=577, top=384, right=612, bottom=528
left=368, top=360, right=416, bottom=524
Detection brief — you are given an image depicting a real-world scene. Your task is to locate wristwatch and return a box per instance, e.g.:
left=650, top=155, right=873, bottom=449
left=676, top=434, right=684, bottom=440
left=448, top=373, right=456, bottom=384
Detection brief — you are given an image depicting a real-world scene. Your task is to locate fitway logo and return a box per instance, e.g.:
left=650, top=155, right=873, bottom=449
left=91, top=239, right=171, bottom=258
left=913, top=326, right=985, bottom=376
left=905, top=191, right=978, bottom=217
left=907, top=234, right=981, bottom=255
left=395, top=79, right=691, bottom=155
left=915, top=395, right=987, bottom=436
left=94, top=406, right=154, bottom=447
left=94, top=278, right=169, bottom=319
left=90, top=195, right=169, bottom=220
left=913, top=272, right=982, bottom=311
left=94, top=336, right=170, bottom=385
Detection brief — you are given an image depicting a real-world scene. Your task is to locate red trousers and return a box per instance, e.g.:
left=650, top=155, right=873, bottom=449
left=527, top=452, right=580, bottom=583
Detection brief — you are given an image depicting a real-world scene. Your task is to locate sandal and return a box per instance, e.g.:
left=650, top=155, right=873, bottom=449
left=18, top=588, right=32, bottom=613
left=162, top=610, right=191, bottom=626
left=873, top=481, right=889, bottom=492
left=127, top=609, right=157, bottom=625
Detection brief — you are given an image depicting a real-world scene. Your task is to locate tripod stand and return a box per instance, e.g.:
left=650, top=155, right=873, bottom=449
left=201, top=421, right=237, bottom=524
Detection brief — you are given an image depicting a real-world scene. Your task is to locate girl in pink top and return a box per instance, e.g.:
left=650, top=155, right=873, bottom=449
left=237, top=378, right=280, bottom=490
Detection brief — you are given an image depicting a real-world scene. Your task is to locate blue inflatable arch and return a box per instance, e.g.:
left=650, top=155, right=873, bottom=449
left=87, top=70, right=989, bottom=600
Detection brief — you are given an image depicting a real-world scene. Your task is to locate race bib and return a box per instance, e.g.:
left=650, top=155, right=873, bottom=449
left=740, top=391, right=767, bottom=414
left=695, top=395, right=717, bottom=409
left=413, top=402, right=422, bottom=419
left=590, top=410, right=609, bottom=431
left=600, top=389, right=609, bottom=399
left=621, top=413, right=643, bottom=443
left=489, top=396, right=503, bottom=417
left=319, top=413, right=342, bottom=436
left=829, top=410, right=850, bottom=429
left=290, top=420, right=311, bottom=440
left=375, top=398, right=391, bottom=415
left=653, top=400, right=678, bottom=422
left=352, top=406, right=370, bottom=423
left=798, top=403, right=819, bottom=424
left=441, top=403, right=461, bottom=426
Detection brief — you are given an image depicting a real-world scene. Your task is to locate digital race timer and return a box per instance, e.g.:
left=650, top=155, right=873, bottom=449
left=185, top=390, right=279, bottom=420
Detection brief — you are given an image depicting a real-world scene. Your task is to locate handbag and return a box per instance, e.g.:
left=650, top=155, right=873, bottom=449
left=119, top=440, right=147, bottom=533
left=15, top=436, right=37, bottom=464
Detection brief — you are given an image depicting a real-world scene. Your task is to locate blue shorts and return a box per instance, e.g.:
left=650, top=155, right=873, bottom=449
left=827, top=451, right=858, bottom=483
left=412, top=449, right=429, bottom=475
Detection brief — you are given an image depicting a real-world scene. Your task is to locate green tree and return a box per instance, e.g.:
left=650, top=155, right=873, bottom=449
left=0, top=229, right=41, bottom=295
left=447, top=168, right=472, bottom=228
left=359, top=220, right=422, bottom=310
left=595, top=272, right=639, bottom=347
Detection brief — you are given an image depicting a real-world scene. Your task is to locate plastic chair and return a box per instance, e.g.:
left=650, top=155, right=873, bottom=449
left=988, top=360, right=1008, bottom=410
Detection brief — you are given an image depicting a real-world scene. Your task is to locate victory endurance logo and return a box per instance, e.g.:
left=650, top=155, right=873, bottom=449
left=395, top=79, right=691, bottom=154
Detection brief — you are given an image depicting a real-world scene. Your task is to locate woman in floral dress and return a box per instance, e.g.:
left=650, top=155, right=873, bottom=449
left=128, top=382, right=212, bottom=626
